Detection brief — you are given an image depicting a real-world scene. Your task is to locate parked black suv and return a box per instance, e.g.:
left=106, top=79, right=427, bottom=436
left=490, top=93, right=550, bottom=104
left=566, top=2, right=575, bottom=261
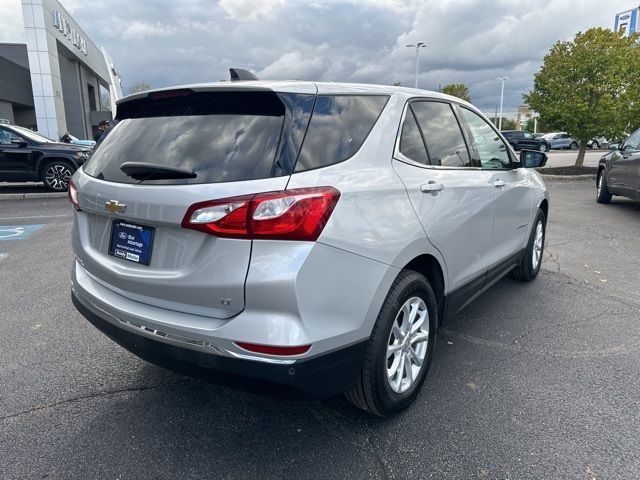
left=0, top=124, right=91, bottom=191
left=502, top=130, right=550, bottom=152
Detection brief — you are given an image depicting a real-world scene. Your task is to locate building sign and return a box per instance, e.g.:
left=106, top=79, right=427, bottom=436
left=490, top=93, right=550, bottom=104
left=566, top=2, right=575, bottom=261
left=52, top=10, right=88, bottom=55
left=615, top=7, right=639, bottom=36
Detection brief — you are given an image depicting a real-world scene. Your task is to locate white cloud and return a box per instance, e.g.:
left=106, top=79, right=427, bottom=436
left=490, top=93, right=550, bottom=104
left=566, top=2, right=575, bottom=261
left=0, top=0, right=25, bottom=43
left=218, top=0, right=286, bottom=21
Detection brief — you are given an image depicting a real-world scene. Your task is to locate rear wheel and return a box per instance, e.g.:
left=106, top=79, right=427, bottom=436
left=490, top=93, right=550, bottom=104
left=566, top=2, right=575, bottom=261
left=511, top=209, right=546, bottom=281
left=596, top=170, right=612, bottom=204
left=591, top=141, right=600, bottom=149
left=42, top=160, right=75, bottom=191
left=345, top=270, right=437, bottom=416
left=570, top=142, right=579, bottom=150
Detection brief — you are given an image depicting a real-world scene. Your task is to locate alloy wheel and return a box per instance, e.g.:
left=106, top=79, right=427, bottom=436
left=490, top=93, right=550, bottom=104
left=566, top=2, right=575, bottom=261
left=386, top=296, right=429, bottom=394
left=45, top=164, right=72, bottom=191
left=532, top=220, right=544, bottom=270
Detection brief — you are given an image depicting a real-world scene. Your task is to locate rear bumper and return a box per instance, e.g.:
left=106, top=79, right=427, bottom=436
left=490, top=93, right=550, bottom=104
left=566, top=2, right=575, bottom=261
left=72, top=291, right=367, bottom=398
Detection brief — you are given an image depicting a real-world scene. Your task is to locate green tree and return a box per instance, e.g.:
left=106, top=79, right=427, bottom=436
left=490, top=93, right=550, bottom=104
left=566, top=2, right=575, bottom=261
left=525, top=28, right=640, bottom=166
left=488, top=117, right=517, bottom=130
left=441, top=83, right=471, bottom=103
left=128, top=81, right=151, bottom=95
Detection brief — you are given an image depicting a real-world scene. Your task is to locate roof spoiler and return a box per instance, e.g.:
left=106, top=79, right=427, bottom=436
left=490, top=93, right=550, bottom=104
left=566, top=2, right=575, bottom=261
left=229, top=68, right=259, bottom=82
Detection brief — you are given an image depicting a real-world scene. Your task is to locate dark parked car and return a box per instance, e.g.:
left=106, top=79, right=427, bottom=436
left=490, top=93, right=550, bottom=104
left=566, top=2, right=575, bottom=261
left=501, top=130, right=550, bottom=152
left=596, top=128, right=640, bottom=203
left=0, top=124, right=91, bottom=191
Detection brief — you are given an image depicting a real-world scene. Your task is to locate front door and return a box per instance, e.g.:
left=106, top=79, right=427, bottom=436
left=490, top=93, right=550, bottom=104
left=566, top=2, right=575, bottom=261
left=457, top=106, right=531, bottom=267
left=392, top=100, right=495, bottom=291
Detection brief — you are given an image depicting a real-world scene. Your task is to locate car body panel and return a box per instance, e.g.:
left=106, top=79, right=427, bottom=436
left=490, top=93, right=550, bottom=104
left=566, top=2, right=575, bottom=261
left=70, top=81, right=549, bottom=393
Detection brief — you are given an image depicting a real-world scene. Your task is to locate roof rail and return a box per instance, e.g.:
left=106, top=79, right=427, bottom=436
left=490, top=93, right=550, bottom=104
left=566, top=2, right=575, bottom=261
left=229, top=68, right=259, bottom=82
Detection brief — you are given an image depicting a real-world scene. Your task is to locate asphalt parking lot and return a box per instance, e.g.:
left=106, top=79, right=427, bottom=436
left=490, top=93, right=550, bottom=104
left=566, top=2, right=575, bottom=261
left=1, top=177, right=639, bottom=479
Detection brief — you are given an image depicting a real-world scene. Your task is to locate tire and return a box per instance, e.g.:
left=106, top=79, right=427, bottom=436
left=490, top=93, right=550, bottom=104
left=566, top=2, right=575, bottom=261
left=570, top=142, right=579, bottom=150
left=345, top=270, right=437, bottom=416
left=591, top=142, right=600, bottom=150
left=539, top=143, right=548, bottom=152
left=596, top=169, right=612, bottom=204
left=42, top=160, right=75, bottom=192
left=510, top=209, right=546, bottom=281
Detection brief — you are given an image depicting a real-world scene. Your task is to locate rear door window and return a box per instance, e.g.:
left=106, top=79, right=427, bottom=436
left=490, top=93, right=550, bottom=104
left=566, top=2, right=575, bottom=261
left=399, top=109, right=429, bottom=164
left=410, top=101, right=472, bottom=167
left=84, top=91, right=288, bottom=185
left=294, top=95, right=389, bottom=172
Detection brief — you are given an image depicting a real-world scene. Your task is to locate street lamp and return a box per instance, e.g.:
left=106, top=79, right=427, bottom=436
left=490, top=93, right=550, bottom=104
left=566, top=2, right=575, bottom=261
left=495, top=76, right=509, bottom=130
left=406, top=42, right=427, bottom=89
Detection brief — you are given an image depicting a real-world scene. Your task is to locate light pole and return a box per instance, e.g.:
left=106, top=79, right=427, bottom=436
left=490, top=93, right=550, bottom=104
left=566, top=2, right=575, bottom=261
left=406, top=42, right=426, bottom=89
left=495, top=76, right=508, bottom=130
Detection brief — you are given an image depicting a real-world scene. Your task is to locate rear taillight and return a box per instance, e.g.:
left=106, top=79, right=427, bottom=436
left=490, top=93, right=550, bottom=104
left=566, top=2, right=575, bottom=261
left=235, top=342, right=311, bottom=356
left=181, top=187, right=340, bottom=241
left=68, top=179, right=80, bottom=211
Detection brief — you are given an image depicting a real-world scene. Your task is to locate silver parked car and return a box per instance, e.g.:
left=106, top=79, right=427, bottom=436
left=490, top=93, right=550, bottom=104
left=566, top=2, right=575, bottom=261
left=541, top=132, right=580, bottom=150
left=70, top=81, right=549, bottom=416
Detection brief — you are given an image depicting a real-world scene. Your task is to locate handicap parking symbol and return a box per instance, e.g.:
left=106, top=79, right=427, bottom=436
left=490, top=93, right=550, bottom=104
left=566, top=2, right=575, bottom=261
left=0, top=225, right=44, bottom=241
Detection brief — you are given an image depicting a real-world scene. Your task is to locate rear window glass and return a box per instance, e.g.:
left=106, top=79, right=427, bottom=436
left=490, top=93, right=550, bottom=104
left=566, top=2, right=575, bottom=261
left=83, top=92, right=286, bottom=185
left=294, top=95, right=389, bottom=172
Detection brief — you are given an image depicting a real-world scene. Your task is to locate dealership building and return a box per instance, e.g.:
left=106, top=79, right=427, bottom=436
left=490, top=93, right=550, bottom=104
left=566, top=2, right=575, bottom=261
left=0, top=0, right=122, bottom=141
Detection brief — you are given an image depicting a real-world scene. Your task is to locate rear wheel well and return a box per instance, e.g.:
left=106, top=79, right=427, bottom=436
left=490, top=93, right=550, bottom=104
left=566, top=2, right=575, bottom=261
left=403, top=255, right=445, bottom=322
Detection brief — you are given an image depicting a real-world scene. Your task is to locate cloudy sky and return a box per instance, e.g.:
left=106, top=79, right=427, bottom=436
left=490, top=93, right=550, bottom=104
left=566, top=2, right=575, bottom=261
left=1, top=0, right=633, bottom=113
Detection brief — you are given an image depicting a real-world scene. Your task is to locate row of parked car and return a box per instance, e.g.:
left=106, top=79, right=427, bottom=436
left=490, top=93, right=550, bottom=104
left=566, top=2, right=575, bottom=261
left=501, top=130, right=607, bottom=152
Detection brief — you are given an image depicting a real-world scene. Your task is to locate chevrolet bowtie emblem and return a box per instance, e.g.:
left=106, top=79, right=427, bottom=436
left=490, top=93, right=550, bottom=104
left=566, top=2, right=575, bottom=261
left=105, top=200, right=126, bottom=214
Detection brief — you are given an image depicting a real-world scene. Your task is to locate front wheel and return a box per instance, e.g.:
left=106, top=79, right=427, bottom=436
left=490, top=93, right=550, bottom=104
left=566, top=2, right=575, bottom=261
left=539, top=143, right=548, bottom=152
left=42, top=160, right=75, bottom=191
left=591, top=142, right=600, bottom=149
left=345, top=270, right=437, bottom=416
left=511, top=209, right=546, bottom=281
left=570, top=142, right=579, bottom=150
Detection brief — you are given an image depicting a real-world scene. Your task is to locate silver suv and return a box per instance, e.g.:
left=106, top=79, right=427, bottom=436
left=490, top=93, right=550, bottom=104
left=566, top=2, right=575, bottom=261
left=70, top=82, right=549, bottom=416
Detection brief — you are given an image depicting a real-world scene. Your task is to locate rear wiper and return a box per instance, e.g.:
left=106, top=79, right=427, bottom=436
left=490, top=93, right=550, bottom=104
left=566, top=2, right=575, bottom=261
left=120, top=162, right=197, bottom=180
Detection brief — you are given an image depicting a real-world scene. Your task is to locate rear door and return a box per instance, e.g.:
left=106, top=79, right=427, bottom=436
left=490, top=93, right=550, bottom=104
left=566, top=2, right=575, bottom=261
left=392, top=99, right=495, bottom=291
left=458, top=107, right=531, bottom=266
left=73, top=89, right=314, bottom=319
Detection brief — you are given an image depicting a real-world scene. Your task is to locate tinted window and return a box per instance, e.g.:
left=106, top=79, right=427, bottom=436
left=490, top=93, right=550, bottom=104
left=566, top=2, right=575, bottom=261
left=410, top=102, right=471, bottom=167
left=84, top=92, right=286, bottom=185
left=624, top=129, right=640, bottom=150
left=460, top=108, right=512, bottom=169
left=294, top=95, right=388, bottom=172
left=399, top=110, right=428, bottom=164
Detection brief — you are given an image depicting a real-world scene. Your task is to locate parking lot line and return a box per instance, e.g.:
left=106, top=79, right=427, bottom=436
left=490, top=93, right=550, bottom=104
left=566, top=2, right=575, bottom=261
left=0, top=214, right=70, bottom=221
left=0, top=225, right=44, bottom=241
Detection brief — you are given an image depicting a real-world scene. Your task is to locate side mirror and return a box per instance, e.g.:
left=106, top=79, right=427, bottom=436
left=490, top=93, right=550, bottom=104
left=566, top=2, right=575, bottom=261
left=608, top=144, right=619, bottom=150
left=10, top=139, right=27, bottom=148
left=520, top=149, right=547, bottom=168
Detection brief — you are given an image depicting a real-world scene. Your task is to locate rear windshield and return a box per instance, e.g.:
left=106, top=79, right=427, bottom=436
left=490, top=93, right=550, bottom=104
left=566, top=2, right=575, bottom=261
left=83, top=92, right=286, bottom=185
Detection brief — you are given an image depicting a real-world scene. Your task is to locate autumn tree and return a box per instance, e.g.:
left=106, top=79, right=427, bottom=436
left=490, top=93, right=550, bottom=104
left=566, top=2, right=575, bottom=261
left=442, top=83, right=471, bottom=103
left=525, top=28, right=640, bottom=166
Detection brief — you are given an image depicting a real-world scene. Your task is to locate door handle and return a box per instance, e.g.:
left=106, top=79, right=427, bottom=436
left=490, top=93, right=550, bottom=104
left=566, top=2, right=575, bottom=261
left=421, top=182, right=444, bottom=193
left=493, top=180, right=506, bottom=188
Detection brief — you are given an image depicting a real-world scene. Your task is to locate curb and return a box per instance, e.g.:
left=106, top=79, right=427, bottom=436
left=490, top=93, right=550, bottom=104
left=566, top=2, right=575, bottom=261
left=0, top=192, right=68, bottom=200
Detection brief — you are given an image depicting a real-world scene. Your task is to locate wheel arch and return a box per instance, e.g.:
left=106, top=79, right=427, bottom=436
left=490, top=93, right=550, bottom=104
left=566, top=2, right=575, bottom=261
left=401, top=254, right=446, bottom=322
left=538, top=198, right=549, bottom=221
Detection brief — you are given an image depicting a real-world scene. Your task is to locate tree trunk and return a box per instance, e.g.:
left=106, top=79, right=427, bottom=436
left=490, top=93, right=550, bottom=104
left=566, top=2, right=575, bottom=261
left=574, top=144, right=587, bottom=167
